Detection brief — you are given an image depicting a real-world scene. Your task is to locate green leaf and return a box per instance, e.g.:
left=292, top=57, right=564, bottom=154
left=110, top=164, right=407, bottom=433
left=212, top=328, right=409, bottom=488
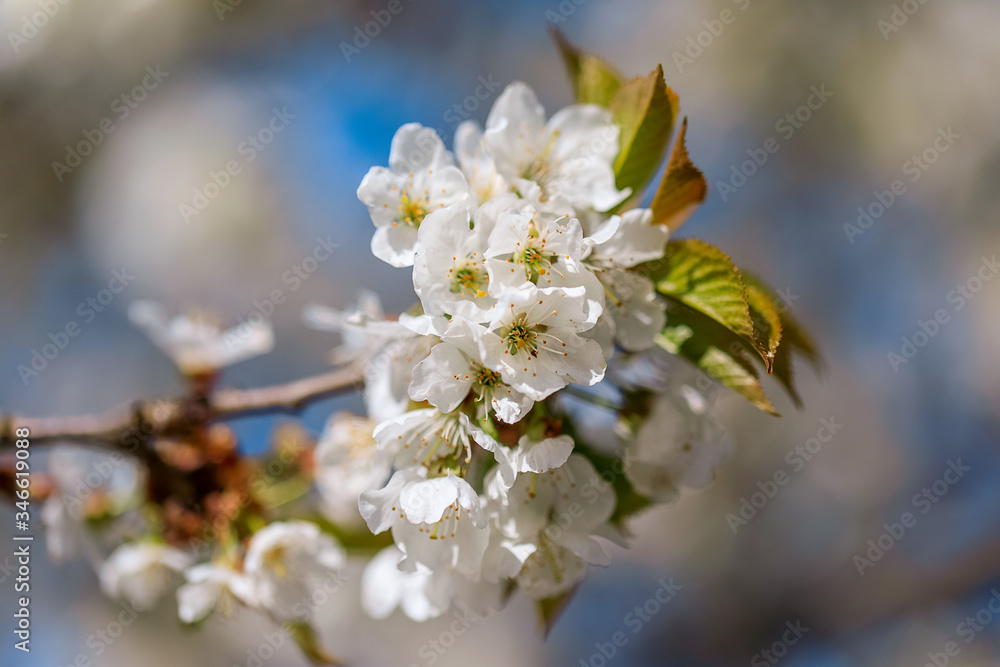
left=745, top=283, right=783, bottom=374
left=550, top=28, right=623, bottom=107
left=656, top=304, right=779, bottom=416
left=741, top=273, right=823, bottom=407
left=650, top=239, right=756, bottom=342
left=648, top=239, right=782, bottom=371
left=610, top=64, right=679, bottom=196
left=650, top=119, right=707, bottom=232
left=287, top=622, right=340, bottom=665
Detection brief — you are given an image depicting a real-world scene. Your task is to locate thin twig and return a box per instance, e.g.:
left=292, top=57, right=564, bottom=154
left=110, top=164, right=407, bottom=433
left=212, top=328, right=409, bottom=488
left=0, top=365, right=364, bottom=453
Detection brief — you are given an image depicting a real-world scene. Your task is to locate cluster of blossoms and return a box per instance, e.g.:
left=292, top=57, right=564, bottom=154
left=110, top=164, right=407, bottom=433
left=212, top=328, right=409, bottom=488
left=311, top=80, right=733, bottom=618
left=35, top=80, right=737, bottom=639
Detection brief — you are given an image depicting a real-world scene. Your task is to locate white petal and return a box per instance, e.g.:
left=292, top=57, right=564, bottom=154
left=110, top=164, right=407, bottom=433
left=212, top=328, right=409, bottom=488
left=554, top=532, right=611, bottom=567
left=357, top=166, right=405, bottom=227
left=516, top=543, right=586, bottom=600
left=483, top=82, right=546, bottom=179
left=591, top=208, right=670, bottom=268
left=177, top=579, right=220, bottom=624
left=400, top=473, right=483, bottom=527
left=491, top=387, right=534, bottom=425
left=360, top=546, right=405, bottom=619
left=408, top=343, right=474, bottom=413
left=514, top=434, right=575, bottom=474
left=371, top=225, right=419, bottom=268
left=359, top=468, right=423, bottom=534
left=389, top=123, right=450, bottom=172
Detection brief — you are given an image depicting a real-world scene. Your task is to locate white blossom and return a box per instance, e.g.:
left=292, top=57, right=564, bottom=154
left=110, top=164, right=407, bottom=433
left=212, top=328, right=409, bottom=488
left=484, top=81, right=629, bottom=214
left=307, top=293, right=443, bottom=422
left=243, top=521, right=346, bottom=619
left=412, top=204, right=495, bottom=322
left=357, top=123, right=473, bottom=267
left=585, top=208, right=670, bottom=269
left=314, top=412, right=391, bottom=525
left=479, top=284, right=607, bottom=401
left=359, top=468, right=489, bottom=579
left=484, top=207, right=604, bottom=324
left=100, top=542, right=193, bottom=609
left=128, top=300, right=273, bottom=375
left=177, top=562, right=257, bottom=624
left=408, top=318, right=534, bottom=425
left=625, top=381, right=733, bottom=502
left=484, top=454, right=615, bottom=599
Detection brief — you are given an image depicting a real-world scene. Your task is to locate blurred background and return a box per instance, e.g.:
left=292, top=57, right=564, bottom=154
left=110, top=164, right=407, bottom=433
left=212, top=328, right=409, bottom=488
left=2, top=0, right=999, bottom=665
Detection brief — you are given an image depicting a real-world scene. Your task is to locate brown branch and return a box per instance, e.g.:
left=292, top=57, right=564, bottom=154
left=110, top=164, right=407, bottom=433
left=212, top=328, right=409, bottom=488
left=213, top=366, right=364, bottom=418
left=0, top=365, right=364, bottom=453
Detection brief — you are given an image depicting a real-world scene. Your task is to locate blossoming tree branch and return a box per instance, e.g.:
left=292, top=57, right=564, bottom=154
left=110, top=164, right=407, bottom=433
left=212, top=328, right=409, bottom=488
left=0, top=31, right=819, bottom=664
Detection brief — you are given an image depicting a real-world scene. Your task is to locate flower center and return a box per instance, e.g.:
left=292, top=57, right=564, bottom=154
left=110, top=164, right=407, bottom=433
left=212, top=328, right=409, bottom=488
left=512, top=238, right=557, bottom=283
left=397, top=413, right=471, bottom=469
left=448, top=260, right=488, bottom=298
left=396, top=191, right=428, bottom=227
left=503, top=314, right=539, bottom=356
left=474, top=364, right=503, bottom=388
left=263, top=547, right=288, bottom=578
